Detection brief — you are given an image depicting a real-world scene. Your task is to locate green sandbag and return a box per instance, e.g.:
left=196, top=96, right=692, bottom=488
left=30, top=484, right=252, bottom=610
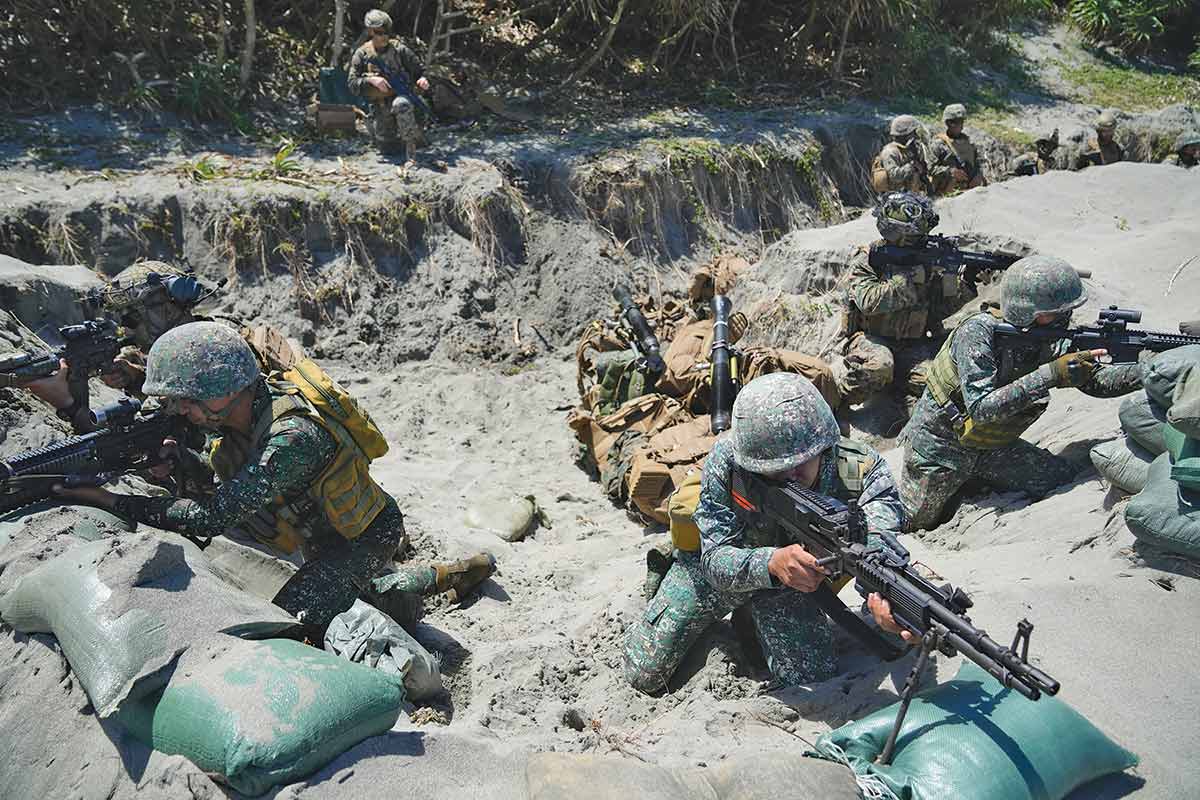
left=813, top=661, right=1138, bottom=800
left=1162, top=424, right=1200, bottom=489
left=1141, top=345, right=1200, bottom=410
left=1168, top=365, right=1200, bottom=438
left=116, top=637, right=403, bottom=797
left=1126, top=452, right=1200, bottom=559
left=1089, top=436, right=1154, bottom=494
left=1118, top=390, right=1169, bottom=455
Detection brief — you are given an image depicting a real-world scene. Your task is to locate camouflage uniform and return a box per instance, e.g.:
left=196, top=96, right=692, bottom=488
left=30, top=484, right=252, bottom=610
left=622, top=435, right=905, bottom=693
left=874, top=142, right=929, bottom=194
left=348, top=39, right=426, bottom=154
left=1010, top=151, right=1055, bottom=177
left=1163, top=131, right=1200, bottom=168
left=839, top=241, right=976, bottom=410
left=929, top=106, right=985, bottom=195
left=1074, top=113, right=1124, bottom=170
left=898, top=312, right=1141, bottom=530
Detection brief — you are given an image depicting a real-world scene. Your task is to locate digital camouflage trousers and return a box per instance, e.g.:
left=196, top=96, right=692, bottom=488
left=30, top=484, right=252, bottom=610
left=622, top=550, right=836, bottom=695
left=368, top=96, right=424, bottom=151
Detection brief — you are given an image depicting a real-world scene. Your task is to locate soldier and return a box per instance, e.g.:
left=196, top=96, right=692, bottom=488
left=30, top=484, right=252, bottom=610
left=898, top=256, right=1142, bottom=531
left=929, top=103, right=986, bottom=195
left=871, top=115, right=931, bottom=195
left=1163, top=131, right=1200, bottom=168
left=348, top=9, right=432, bottom=163
left=52, top=322, right=496, bottom=638
left=836, top=192, right=977, bottom=417
left=623, top=373, right=909, bottom=695
left=1074, top=110, right=1124, bottom=170
left=1010, top=129, right=1059, bottom=177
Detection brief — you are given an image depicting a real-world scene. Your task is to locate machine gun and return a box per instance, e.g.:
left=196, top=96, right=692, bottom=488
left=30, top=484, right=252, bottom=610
left=995, top=306, right=1200, bottom=364
left=0, top=398, right=189, bottom=518
left=0, top=319, right=132, bottom=423
left=710, top=294, right=739, bottom=434
left=612, top=286, right=666, bottom=378
left=365, top=57, right=432, bottom=120
left=869, top=236, right=1092, bottom=283
left=730, top=470, right=1060, bottom=764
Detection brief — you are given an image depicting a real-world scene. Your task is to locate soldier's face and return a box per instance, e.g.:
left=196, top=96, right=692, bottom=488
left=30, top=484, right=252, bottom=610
left=946, top=120, right=964, bottom=136
left=766, top=456, right=822, bottom=489
left=369, top=27, right=388, bottom=42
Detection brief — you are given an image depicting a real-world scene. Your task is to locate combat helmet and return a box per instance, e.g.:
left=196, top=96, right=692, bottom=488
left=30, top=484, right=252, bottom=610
left=90, top=261, right=206, bottom=349
left=143, top=321, right=260, bottom=401
left=1174, top=130, right=1200, bottom=152
left=890, top=115, right=920, bottom=139
left=942, top=103, right=967, bottom=123
left=364, top=9, right=393, bottom=30
left=1000, top=255, right=1087, bottom=328
left=1034, top=128, right=1060, bottom=148
left=873, top=191, right=939, bottom=243
left=1096, top=110, right=1118, bottom=131
left=730, top=372, right=839, bottom=475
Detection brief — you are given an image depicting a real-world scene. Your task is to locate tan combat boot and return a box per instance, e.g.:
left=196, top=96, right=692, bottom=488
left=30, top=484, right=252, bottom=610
left=434, top=553, right=497, bottom=603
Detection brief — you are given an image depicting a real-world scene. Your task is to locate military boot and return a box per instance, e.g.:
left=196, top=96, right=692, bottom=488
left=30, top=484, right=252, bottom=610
left=434, top=553, right=497, bottom=603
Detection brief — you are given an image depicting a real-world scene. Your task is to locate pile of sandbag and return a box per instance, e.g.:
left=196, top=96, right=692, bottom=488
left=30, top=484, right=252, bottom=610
left=1091, top=346, right=1200, bottom=560
left=569, top=256, right=841, bottom=525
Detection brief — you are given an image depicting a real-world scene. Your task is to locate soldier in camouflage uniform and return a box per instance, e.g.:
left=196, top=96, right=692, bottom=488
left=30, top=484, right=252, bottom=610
left=898, top=256, right=1142, bottom=531
left=1163, top=131, right=1199, bottom=168
left=871, top=115, right=932, bottom=195
left=1074, top=110, right=1124, bottom=170
left=1011, top=129, right=1059, bottom=177
left=836, top=192, right=977, bottom=417
left=53, top=322, right=496, bottom=637
left=348, top=9, right=432, bottom=162
left=929, top=104, right=986, bottom=195
left=623, top=373, right=909, bottom=694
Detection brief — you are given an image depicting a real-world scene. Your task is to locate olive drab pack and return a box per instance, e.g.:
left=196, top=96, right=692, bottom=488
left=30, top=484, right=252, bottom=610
left=870, top=153, right=890, bottom=193
left=628, top=415, right=718, bottom=524
left=283, top=358, right=390, bottom=461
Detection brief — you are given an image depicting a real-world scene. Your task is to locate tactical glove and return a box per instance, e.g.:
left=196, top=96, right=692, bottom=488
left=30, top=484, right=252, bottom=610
left=1049, top=350, right=1098, bottom=388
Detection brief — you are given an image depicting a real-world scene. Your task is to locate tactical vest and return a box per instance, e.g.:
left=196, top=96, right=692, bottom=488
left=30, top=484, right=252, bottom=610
left=924, top=309, right=1048, bottom=448
left=669, top=438, right=876, bottom=552
left=209, top=380, right=390, bottom=554
left=845, top=243, right=932, bottom=341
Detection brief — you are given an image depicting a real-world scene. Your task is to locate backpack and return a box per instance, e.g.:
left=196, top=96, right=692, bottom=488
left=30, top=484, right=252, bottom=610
left=278, top=358, right=389, bottom=461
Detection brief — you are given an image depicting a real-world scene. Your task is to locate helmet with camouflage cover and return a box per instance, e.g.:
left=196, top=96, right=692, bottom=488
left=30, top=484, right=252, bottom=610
left=1034, top=127, right=1060, bottom=148
left=143, top=321, right=260, bottom=401
left=364, top=9, right=393, bottom=30
left=92, top=261, right=205, bottom=349
left=1000, top=255, right=1087, bottom=327
left=873, top=191, right=939, bottom=244
left=730, top=373, right=839, bottom=475
left=1096, top=110, right=1118, bottom=131
left=1174, top=130, right=1200, bottom=152
left=890, top=115, right=919, bottom=138
left=942, top=103, right=967, bottom=123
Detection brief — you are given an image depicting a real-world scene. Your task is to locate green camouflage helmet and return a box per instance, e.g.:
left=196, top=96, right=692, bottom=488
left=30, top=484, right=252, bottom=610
left=874, top=190, right=939, bottom=243
left=942, top=103, right=967, bottom=123
left=730, top=372, right=839, bottom=475
left=143, top=321, right=260, bottom=400
left=1000, top=255, right=1087, bottom=327
left=364, top=9, right=392, bottom=29
left=890, top=115, right=919, bottom=138
left=1034, top=127, right=1060, bottom=148
left=1096, top=110, right=1118, bottom=131
left=97, top=261, right=191, bottom=310
left=1175, top=130, right=1200, bottom=152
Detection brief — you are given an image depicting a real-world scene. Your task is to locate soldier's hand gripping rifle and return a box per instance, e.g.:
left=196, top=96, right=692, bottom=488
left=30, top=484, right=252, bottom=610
left=710, top=294, right=738, bottom=434
left=730, top=470, right=1060, bottom=764
left=869, top=235, right=1092, bottom=285
left=995, top=306, right=1200, bottom=363
left=366, top=57, right=432, bottom=121
left=612, top=285, right=667, bottom=380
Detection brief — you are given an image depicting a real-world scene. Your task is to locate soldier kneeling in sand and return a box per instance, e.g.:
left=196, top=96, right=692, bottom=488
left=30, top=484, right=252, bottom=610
left=623, top=373, right=910, bottom=695
left=52, top=322, right=495, bottom=639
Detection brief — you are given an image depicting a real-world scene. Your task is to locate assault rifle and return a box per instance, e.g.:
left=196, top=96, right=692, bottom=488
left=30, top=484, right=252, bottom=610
left=994, top=306, right=1200, bottom=363
left=0, top=398, right=188, bottom=518
left=612, top=286, right=666, bottom=378
left=366, top=57, right=432, bottom=120
left=869, top=235, right=1092, bottom=283
left=710, top=294, right=738, bottom=434
left=0, top=319, right=132, bottom=421
left=730, top=471, right=1060, bottom=764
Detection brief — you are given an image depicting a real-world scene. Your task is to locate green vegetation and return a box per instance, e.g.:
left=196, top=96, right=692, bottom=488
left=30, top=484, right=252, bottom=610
left=1063, top=0, right=1197, bottom=54
left=1057, top=59, right=1200, bottom=109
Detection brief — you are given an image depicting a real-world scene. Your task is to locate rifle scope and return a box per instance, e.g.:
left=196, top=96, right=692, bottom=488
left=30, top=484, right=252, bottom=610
left=1099, top=306, right=1141, bottom=324
left=89, top=397, right=143, bottom=429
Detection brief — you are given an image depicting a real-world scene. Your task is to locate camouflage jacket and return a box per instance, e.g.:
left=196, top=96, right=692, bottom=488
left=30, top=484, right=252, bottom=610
left=1010, top=152, right=1054, bottom=177
left=904, top=311, right=1141, bottom=464
left=845, top=240, right=977, bottom=340
left=1074, top=137, right=1124, bottom=170
left=876, top=142, right=930, bottom=194
left=929, top=132, right=984, bottom=193
left=694, top=436, right=905, bottom=593
left=114, top=381, right=345, bottom=539
left=348, top=39, right=424, bottom=101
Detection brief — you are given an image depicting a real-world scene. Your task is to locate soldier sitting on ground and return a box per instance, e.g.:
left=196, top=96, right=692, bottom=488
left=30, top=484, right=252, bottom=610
left=871, top=115, right=932, bottom=195
left=1163, top=131, right=1199, bottom=169
left=52, top=322, right=496, bottom=639
left=623, top=373, right=909, bottom=695
left=835, top=191, right=977, bottom=419
left=929, top=103, right=986, bottom=195
left=898, top=256, right=1142, bottom=531
left=348, top=9, right=433, bottom=164
left=1074, top=110, right=1124, bottom=170
left=1010, top=129, right=1059, bottom=177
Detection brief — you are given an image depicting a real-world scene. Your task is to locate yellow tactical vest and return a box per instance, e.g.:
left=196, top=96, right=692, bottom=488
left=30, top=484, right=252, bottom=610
left=210, top=360, right=390, bottom=554
left=925, top=309, right=1047, bottom=448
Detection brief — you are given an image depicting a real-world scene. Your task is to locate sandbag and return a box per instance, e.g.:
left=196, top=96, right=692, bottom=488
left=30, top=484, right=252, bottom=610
left=325, top=599, right=442, bottom=700
left=1162, top=424, right=1200, bottom=489
left=202, top=534, right=299, bottom=600
left=527, top=751, right=860, bottom=800
left=464, top=494, right=538, bottom=541
left=115, top=637, right=404, bottom=796
left=1090, top=436, right=1155, bottom=494
left=0, top=533, right=297, bottom=717
left=1126, top=452, right=1200, bottom=560
left=813, top=661, right=1138, bottom=800
left=1141, top=345, right=1200, bottom=409
left=1167, top=363, right=1200, bottom=438
left=1118, top=390, right=1169, bottom=455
